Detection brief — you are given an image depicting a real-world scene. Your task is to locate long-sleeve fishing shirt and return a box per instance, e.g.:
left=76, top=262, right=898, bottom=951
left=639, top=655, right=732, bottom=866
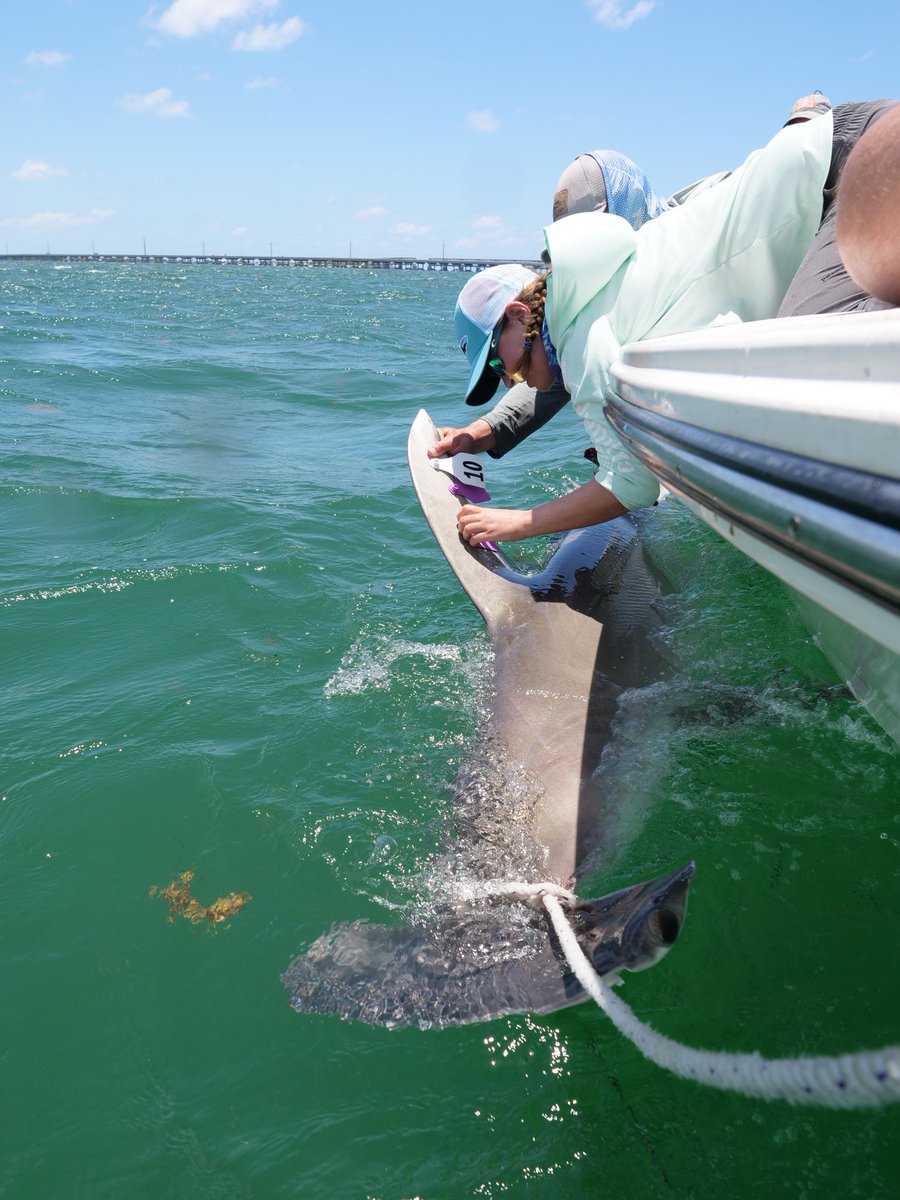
left=544, top=110, right=834, bottom=511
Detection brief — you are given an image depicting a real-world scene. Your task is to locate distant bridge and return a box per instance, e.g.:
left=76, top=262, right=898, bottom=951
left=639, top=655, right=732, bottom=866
left=0, top=253, right=543, bottom=272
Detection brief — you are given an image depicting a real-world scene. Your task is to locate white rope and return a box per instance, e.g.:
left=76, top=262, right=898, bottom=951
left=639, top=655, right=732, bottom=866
left=537, top=891, right=900, bottom=1108
left=473, top=880, right=577, bottom=907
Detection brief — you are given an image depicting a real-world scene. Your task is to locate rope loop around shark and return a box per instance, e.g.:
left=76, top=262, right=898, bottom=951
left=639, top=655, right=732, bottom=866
left=282, top=410, right=900, bottom=1108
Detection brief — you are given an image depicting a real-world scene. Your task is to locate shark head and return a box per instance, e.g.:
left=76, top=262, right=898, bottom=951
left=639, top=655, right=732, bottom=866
left=567, top=861, right=695, bottom=978
left=281, top=863, right=695, bottom=1029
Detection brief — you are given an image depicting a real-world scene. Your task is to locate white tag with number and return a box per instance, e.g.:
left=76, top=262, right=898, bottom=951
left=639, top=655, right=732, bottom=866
left=431, top=451, right=488, bottom=490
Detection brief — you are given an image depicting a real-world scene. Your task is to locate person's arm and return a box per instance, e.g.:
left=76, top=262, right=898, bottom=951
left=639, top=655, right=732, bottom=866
left=426, top=380, right=571, bottom=460
left=482, top=380, right=571, bottom=458
left=457, top=478, right=627, bottom=546
left=668, top=95, right=833, bottom=208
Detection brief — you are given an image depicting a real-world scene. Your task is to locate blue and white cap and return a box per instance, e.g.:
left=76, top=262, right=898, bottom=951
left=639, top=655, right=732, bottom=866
left=552, top=149, right=669, bottom=230
left=454, top=264, right=538, bottom=405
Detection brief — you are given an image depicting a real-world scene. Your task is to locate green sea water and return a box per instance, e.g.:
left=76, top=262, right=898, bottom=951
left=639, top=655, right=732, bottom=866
left=2, top=260, right=899, bottom=1199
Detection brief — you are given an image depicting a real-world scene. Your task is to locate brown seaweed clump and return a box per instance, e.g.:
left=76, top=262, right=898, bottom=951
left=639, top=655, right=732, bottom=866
left=150, top=870, right=252, bottom=932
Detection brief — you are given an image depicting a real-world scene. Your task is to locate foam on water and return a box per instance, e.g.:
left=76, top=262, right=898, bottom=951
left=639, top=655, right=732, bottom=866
left=323, top=634, right=467, bottom=698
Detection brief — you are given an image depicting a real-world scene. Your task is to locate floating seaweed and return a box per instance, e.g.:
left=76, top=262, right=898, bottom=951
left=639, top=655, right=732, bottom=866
left=150, top=869, right=252, bottom=932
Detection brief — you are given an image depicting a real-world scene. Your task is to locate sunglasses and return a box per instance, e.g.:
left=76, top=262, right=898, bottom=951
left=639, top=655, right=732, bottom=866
left=487, top=316, right=507, bottom=378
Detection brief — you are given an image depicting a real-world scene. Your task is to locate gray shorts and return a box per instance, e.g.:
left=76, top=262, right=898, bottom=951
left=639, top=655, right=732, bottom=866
left=777, top=100, right=899, bottom=317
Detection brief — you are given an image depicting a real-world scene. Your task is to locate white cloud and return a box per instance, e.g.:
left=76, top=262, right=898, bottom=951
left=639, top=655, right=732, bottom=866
left=12, top=159, right=68, bottom=182
left=24, top=50, right=70, bottom=67
left=356, top=206, right=388, bottom=220
left=587, top=0, right=656, bottom=29
left=154, top=0, right=277, bottom=38
left=1, top=209, right=115, bottom=229
left=118, top=87, right=191, bottom=118
left=454, top=214, right=521, bottom=252
left=244, top=75, right=283, bottom=90
left=230, top=225, right=248, bottom=236
left=393, top=223, right=432, bottom=238
left=233, top=17, right=305, bottom=50
left=472, top=215, right=503, bottom=233
left=467, top=109, right=500, bottom=134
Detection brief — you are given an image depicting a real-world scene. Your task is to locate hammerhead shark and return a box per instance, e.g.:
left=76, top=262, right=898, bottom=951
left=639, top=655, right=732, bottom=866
left=281, top=410, right=693, bottom=1028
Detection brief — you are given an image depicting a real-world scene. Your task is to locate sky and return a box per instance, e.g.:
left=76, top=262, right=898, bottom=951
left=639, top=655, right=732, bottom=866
left=3, top=0, right=899, bottom=260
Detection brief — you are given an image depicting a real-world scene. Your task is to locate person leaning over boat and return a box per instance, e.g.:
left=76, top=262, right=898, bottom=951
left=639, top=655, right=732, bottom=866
left=429, top=94, right=832, bottom=467
left=453, top=107, right=835, bottom=547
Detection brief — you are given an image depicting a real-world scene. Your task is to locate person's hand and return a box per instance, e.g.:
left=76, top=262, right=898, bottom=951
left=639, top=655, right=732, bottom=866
left=457, top=503, right=531, bottom=546
left=426, top=419, right=496, bottom=459
left=427, top=427, right=476, bottom=458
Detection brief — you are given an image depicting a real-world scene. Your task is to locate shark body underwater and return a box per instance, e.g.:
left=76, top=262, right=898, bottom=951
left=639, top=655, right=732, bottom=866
left=281, top=410, right=694, bottom=1029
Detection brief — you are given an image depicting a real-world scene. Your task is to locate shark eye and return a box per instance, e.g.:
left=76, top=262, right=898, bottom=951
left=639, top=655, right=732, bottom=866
left=647, top=906, right=680, bottom=946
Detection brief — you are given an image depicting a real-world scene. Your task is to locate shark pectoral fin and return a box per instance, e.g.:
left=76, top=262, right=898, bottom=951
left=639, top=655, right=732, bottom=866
left=280, top=910, right=585, bottom=1030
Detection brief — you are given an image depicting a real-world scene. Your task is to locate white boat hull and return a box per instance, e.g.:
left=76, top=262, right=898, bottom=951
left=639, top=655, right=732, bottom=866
left=606, top=309, right=900, bottom=741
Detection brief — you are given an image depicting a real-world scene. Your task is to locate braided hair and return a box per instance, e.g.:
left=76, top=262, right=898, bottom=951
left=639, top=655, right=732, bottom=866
left=509, top=272, right=550, bottom=380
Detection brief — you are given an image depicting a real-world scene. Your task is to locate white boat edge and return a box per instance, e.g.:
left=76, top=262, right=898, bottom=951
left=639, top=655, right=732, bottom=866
left=607, top=309, right=900, bottom=744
